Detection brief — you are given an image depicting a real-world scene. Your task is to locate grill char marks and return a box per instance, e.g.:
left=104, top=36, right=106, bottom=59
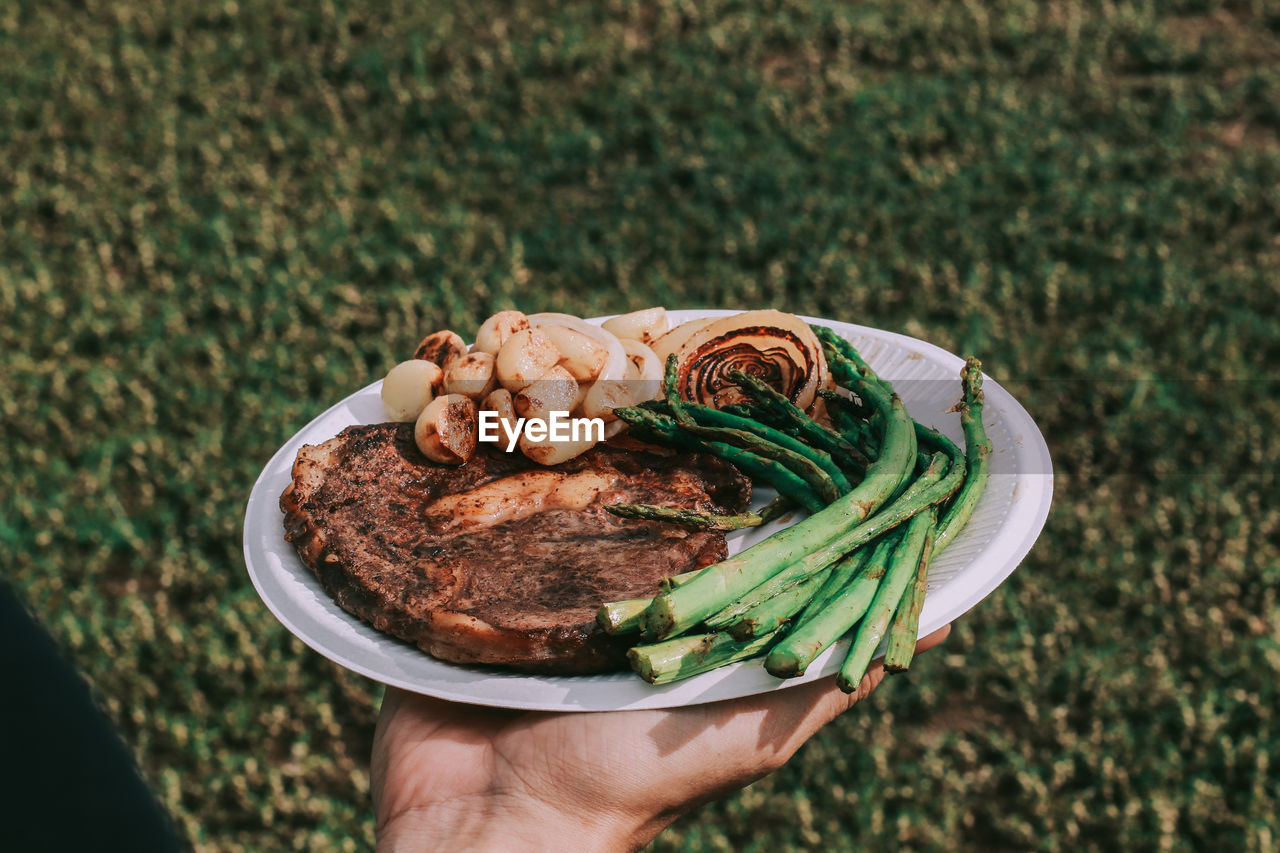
left=280, top=423, right=751, bottom=674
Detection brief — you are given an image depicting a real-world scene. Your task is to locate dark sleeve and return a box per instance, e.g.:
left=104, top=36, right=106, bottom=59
left=0, top=580, right=185, bottom=852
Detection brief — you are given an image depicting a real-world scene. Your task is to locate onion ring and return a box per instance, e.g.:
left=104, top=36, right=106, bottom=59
left=669, top=310, right=826, bottom=411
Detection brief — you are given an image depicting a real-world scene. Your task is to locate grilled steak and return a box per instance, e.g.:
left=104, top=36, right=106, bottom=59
left=280, top=423, right=751, bottom=674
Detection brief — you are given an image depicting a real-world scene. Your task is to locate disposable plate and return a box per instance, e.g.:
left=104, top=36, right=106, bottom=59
left=243, top=311, right=1053, bottom=711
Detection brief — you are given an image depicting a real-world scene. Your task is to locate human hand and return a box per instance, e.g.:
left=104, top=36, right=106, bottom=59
left=371, top=624, right=951, bottom=852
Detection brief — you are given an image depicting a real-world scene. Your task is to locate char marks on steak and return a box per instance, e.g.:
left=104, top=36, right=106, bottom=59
left=280, top=424, right=751, bottom=674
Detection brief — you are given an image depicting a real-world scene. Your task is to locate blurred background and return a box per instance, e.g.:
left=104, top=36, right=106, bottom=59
left=3, top=0, right=1279, bottom=850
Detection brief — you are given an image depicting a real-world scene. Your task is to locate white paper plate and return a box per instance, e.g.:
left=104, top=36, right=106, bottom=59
left=243, top=311, right=1053, bottom=711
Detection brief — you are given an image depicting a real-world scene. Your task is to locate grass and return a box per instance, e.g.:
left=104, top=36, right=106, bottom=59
left=3, top=0, right=1279, bottom=849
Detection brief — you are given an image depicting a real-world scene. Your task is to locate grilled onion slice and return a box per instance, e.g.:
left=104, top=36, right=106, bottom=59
left=652, top=316, right=718, bottom=363
left=668, top=310, right=827, bottom=411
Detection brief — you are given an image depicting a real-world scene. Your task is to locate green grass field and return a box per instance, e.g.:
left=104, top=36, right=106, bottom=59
left=4, top=0, right=1279, bottom=849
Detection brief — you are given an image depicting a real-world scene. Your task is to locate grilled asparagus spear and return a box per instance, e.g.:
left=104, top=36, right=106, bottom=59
left=883, top=357, right=992, bottom=671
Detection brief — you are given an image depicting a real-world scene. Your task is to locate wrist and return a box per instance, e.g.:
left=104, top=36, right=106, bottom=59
left=376, top=791, right=651, bottom=853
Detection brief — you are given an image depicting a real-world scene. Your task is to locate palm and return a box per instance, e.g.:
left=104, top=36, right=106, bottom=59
left=372, top=625, right=949, bottom=850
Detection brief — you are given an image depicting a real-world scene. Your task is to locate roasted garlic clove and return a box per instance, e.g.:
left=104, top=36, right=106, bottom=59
left=480, top=388, right=520, bottom=450
left=413, top=330, right=467, bottom=371
left=539, top=323, right=609, bottom=381
left=495, top=328, right=561, bottom=392
left=443, top=351, right=498, bottom=401
left=414, top=394, right=478, bottom=465
left=601, top=307, right=668, bottom=345
left=513, top=364, right=579, bottom=421
left=381, top=359, right=440, bottom=421
left=473, top=310, right=531, bottom=355
left=579, top=378, right=634, bottom=423
left=518, top=428, right=598, bottom=466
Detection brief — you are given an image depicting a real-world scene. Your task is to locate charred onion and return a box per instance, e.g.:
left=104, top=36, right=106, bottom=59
left=660, top=310, right=827, bottom=412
